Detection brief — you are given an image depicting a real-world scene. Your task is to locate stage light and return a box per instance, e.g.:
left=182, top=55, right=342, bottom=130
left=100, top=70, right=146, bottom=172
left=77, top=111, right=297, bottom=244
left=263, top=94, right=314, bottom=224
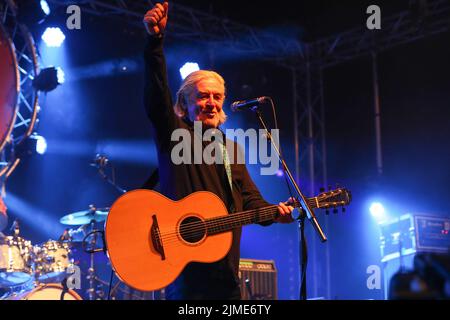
left=15, top=133, right=47, bottom=157
left=17, top=0, right=49, bottom=25
left=32, top=66, right=64, bottom=92
left=370, top=202, right=386, bottom=222
left=180, top=62, right=200, bottom=80
left=276, top=169, right=284, bottom=177
left=40, top=1, right=51, bottom=16
left=33, top=135, right=47, bottom=155
left=41, top=27, right=65, bottom=47
left=57, top=67, right=65, bottom=84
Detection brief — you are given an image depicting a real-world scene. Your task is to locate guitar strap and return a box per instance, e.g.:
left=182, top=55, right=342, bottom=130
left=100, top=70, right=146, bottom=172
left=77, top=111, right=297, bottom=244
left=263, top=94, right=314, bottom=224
left=220, top=137, right=236, bottom=214
left=221, top=141, right=232, bottom=192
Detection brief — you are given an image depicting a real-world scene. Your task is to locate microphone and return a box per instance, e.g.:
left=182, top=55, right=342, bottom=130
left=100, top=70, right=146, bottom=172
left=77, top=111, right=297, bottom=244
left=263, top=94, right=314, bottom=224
left=230, top=96, right=269, bottom=112
left=90, top=154, right=109, bottom=168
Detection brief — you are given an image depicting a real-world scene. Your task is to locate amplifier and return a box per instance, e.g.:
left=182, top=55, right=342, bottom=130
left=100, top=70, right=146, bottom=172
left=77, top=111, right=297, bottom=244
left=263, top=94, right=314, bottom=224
left=414, top=215, right=450, bottom=252
left=379, top=214, right=450, bottom=299
left=238, top=258, right=277, bottom=300
left=379, top=214, right=450, bottom=262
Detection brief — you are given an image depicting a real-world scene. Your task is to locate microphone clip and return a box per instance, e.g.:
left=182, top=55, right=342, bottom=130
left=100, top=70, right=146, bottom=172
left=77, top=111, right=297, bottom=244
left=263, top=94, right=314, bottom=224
left=90, top=154, right=109, bottom=168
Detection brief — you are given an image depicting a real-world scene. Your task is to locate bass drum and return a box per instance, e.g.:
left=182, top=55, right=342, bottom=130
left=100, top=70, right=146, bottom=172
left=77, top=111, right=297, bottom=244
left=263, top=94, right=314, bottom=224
left=6, top=283, right=82, bottom=300
left=0, top=22, right=19, bottom=153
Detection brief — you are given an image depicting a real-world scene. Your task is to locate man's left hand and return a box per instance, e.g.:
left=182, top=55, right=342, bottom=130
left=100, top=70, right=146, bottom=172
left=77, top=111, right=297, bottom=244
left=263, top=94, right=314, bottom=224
left=276, top=198, right=295, bottom=223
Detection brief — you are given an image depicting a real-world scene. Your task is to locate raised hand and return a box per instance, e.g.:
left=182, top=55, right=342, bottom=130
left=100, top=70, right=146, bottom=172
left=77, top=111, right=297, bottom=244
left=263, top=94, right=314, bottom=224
left=143, top=1, right=169, bottom=36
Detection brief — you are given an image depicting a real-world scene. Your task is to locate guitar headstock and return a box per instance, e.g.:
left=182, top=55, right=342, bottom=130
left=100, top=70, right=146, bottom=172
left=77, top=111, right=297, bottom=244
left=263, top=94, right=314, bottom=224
left=315, top=188, right=352, bottom=210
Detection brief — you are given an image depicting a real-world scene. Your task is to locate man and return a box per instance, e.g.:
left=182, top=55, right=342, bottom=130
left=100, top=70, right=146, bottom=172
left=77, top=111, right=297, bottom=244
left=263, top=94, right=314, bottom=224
left=143, top=1, right=294, bottom=300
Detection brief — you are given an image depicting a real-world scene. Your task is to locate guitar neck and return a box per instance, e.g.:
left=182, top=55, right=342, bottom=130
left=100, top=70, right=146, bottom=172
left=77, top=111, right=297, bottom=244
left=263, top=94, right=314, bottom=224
left=206, top=198, right=317, bottom=235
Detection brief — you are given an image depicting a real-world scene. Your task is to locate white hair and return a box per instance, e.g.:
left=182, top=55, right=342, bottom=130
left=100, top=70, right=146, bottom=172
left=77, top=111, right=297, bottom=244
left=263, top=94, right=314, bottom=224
left=174, top=70, right=227, bottom=125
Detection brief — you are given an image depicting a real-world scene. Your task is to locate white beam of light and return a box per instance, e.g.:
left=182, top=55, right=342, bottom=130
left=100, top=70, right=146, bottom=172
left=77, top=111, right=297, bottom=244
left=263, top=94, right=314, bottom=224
left=41, top=140, right=158, bottom=166
left=67, top=58, right=139, bottom=82
left=5, top=193, right=66, bottom=239
left=96, top=140, right=158, bottom=166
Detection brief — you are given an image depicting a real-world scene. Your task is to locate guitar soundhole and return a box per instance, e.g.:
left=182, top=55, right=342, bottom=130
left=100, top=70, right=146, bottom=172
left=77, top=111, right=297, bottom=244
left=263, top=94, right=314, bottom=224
left=179, top=216, right=206, bottom=244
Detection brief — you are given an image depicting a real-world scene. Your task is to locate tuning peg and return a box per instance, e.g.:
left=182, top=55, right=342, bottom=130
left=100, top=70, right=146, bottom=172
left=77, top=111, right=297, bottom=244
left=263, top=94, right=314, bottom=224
left=333, top=208, right=338, bottom=214
left=325, top=209, right=330, bottom=215
left=319, top=187, right=325, bottom=193
left=328, top=185, right=332, bottom=191
left=342, top=207, right=346, bottom=213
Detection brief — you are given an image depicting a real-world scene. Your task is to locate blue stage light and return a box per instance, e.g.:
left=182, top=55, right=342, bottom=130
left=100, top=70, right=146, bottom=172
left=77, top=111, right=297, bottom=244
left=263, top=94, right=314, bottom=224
left=179, top=62, right=200, bottom=80
left=34, top=135, right=47, bottom=155
left=57, top=67, right=65, bottom=84
left=40, top=0, right=51, bottom=15
left=41, top=27, right=65, bottom=47
left=32, top=66, right=64, bottom=92
left=370, top=202, right=386, bottom=222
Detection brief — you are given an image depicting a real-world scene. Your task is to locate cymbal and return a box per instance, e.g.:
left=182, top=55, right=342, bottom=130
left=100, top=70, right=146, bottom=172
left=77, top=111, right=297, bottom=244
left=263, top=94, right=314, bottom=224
left=60, top=207, right=110, bottom=225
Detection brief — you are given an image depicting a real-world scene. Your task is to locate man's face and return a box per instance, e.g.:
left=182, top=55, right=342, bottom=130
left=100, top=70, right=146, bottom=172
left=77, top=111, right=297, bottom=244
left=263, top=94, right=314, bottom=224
left=186, top=78, right=225, bottom=129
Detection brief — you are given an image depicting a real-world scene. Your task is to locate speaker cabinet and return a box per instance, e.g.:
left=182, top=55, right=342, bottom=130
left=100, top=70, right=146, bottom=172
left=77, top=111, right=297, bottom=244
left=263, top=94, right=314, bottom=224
left=238, top=258, right=277, bottom=300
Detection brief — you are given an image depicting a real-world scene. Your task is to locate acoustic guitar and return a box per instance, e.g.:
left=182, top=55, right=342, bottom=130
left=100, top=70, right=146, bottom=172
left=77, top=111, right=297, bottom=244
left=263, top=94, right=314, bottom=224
left=105, top=188, right=351, bottom=291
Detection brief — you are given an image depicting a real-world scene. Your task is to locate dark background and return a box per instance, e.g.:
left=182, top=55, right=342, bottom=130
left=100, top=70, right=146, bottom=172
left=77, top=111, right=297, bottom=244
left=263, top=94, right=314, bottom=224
left=3, top=0, right=449, bottom=299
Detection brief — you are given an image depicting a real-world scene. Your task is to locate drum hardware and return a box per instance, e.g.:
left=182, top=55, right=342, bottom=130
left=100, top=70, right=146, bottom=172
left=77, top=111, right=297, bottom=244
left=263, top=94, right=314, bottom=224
left=0, top=199, right=113, bottom=300
left=0, top=219, right=34, bottom=287
left=10, top=219, right=20, bottom=237
left=59, top=205, right=109, bottom=226
left=4, top=283, right=82, bottom=300
left=33, top=239, right=73, bottom=283
left=75, top=219, right=106, bottom=300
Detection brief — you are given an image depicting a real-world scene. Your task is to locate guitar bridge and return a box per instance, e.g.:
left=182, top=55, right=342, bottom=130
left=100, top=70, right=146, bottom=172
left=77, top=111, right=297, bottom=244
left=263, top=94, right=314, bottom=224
left=150, top=215, right=165, bottom=260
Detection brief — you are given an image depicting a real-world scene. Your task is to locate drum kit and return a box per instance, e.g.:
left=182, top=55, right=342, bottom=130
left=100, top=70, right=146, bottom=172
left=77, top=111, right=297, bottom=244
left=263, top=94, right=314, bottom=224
left=0, top=206, right=111, bottom=300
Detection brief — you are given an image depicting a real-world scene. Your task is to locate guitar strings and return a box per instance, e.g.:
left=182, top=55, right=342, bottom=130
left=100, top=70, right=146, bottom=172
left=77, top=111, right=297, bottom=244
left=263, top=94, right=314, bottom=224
left=157, top=200, right=318, bottom=246
left=158, top=203, right=285, bottom=239
left=158, top=206, right=281, bottom=245
left=156, top=197, right=342, bottom=249
left=160, top=206, right=277, bottom=240
left=157, top=198, right=322, bottom=242
left=158, top=196, right=344, bottom=248
left=159, top=209, right=278, bottom=248
left=157, top=197, right=320, bottom=239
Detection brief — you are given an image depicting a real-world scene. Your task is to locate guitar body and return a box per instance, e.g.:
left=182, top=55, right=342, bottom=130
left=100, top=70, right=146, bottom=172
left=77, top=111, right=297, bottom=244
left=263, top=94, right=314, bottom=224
left=105, top=189, right=231, bottom=292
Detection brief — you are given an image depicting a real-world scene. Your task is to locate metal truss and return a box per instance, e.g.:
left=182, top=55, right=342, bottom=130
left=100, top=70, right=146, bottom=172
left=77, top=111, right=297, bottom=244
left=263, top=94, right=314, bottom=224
left=310, top=0, right=450, bottom=67
left=291, top=60, right=331, bottom=299
left=46, top=0, right=305, bottom=59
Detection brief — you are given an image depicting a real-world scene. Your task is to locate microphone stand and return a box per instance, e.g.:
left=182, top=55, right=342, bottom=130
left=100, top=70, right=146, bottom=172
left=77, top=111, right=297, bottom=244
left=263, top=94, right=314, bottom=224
left=93, top=160, right=127, bottom=194
left=254, top=108, right=327, bottom=300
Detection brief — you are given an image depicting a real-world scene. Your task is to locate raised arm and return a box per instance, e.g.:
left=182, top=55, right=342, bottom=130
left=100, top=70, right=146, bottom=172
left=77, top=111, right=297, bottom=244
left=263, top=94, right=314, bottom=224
left=143, top=2, right=179, bottom=143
